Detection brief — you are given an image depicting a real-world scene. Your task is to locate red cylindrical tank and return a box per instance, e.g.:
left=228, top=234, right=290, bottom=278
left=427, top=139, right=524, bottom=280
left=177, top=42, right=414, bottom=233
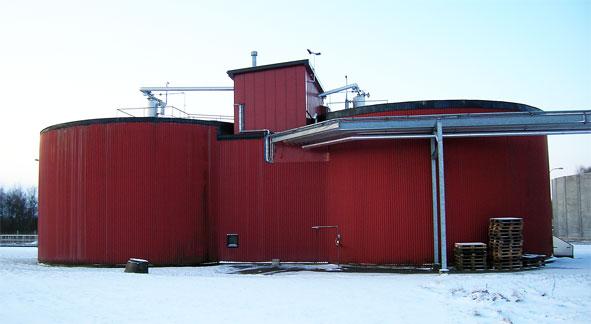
left=38, top=118, right=218, bottom=265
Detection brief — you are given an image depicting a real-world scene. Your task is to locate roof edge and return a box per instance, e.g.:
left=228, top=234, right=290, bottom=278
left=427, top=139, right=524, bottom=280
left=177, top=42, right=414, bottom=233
left=326, top=99, right=541, bottom=119
left=41, top=117, right=233, bottom=134
left=226, top=59, right=312, bottom=79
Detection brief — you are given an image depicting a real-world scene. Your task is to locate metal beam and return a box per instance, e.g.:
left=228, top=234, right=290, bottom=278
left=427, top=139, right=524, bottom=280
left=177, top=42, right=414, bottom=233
left=270, top=110, right=591, bottom=146
left=301, top=134, right=434, bottom=149
left=271, top=121, right=341, bottom=143
left=140, top=86, right=233, bottom=92
left=430, top=138, right=439, bottom=267
left=318, top=83, right=359, bottom=98
left=436, top=121, right=448, bottom=273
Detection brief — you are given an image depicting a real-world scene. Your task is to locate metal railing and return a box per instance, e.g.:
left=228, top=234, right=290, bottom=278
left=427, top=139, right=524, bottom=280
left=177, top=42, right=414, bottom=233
left=0, top=234, right=38, bottom=247
left=117, top=106, right=233, bottom=122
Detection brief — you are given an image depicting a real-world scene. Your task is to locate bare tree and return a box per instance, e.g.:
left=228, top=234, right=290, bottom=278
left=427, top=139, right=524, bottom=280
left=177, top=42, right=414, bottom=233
left=0, top=186, right=38, bottom=234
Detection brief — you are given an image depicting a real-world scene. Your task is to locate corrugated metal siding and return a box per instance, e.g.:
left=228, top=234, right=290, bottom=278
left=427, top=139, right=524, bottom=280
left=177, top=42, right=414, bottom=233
left=444, top=136, right=553, bottom=259
left=232, top=66, right=308, bottom=133
left=39, top=106, right=552, bottom=266
left=326, top=140, right=434, bottom=265
left=210, top=138, right=328, bottom=262
left=38, top=121, right=213, bottom=265
left=323, top=136, right=552, bottom=265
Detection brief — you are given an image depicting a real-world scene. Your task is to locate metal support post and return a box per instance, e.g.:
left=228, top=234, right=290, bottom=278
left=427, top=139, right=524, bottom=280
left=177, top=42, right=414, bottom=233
left=430, top=138, right=439, bottom=267
left=436, top=120, right=448, bottom=272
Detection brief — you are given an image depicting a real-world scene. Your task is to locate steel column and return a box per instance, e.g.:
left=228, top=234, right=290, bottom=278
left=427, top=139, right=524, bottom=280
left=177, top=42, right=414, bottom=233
left=436, top=120, right=448, bottom=272
left=430, top=138, right=440, bottom=267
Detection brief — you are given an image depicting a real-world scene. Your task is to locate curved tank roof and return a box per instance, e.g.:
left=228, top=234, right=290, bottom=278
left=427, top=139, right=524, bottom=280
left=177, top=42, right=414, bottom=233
left=326, top=99, right=541, bottom=119
left=41, top=117, right=233, bottom=134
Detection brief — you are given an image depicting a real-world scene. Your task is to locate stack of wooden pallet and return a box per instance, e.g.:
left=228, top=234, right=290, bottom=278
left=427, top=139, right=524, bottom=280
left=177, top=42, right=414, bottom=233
left=489, top=217, right=523, bottom=271
left=454, top=242, right=488, bottom=271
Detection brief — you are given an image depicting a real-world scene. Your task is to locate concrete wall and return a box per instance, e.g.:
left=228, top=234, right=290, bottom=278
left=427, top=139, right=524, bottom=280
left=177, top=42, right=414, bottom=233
left=552, top=173, right=591, bottom=240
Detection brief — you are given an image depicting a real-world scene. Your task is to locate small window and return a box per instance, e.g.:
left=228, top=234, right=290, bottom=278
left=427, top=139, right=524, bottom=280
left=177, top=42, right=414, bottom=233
left=226, top=234, right=239, bottom=248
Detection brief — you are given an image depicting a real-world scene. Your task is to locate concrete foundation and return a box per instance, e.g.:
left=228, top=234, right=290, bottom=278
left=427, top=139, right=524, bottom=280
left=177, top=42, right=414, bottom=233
left=552, top=173, right=591, bottom=240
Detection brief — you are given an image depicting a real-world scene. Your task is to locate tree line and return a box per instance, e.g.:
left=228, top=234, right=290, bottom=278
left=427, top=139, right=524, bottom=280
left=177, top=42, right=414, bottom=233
left=0, top=186, right=38, bottom=234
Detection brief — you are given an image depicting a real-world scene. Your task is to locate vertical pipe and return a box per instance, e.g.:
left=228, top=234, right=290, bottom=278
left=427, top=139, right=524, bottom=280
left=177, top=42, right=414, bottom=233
left=430, top=138, right=439, bottom=267
left=264, top=135, right=274, bottom=163
left=251, top=51, right=258, bottom=67
left=436, top=120, right=448, bottom=272
left=238, top=104, right=245, bottom=132
left=148, top=98, right=158, bottom=117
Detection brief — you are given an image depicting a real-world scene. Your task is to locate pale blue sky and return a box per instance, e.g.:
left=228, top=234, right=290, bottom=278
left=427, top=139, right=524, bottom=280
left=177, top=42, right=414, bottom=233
left=0, top=0, right=589, bottom=186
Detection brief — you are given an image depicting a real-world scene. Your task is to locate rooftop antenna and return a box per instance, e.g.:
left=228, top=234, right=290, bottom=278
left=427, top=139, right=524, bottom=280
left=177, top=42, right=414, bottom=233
left=164, top=81, right=170, bottom=114
left=307, top=49, right=321, bottom=71
left=345, top=75, right=348, bottom=109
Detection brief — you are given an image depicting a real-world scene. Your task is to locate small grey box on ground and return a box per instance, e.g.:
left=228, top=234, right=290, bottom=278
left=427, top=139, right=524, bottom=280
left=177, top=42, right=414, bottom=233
left=124, top=258, right=149, bottom=274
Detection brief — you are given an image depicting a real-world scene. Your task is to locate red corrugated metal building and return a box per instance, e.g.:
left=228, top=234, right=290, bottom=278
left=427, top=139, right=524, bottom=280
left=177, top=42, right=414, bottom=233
left=38, top=59, right=552, bottom=266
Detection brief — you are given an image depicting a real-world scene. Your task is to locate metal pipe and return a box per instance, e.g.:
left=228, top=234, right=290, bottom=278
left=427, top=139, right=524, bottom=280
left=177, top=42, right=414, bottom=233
left=148, top=98, right=159, bottom=117
left=443, top=130, right=591, bottom=137
left=235, top=103, right=272, bottom=162
left=251, top=51, right=258, bottom=67
left=436, top=120, right=448, bottom=273
left=430, top=138, right=439, bottom=268
left=301, top=134, right=435, bottom=149
left=140, top=87, right=233, bottom=92
left=238, top=104, right=245, bottom=133
left=318, top=83, right=360, bottom=98
left=295, top=130, right=591, bottom=150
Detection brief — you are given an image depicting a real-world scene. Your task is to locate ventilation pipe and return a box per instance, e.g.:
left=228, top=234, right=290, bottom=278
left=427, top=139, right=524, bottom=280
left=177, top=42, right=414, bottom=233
left=238, top=104, right=245, bottom=132
left=251, top=51, right=258, bottom=67
left=236, top=103, right=272, bottom=163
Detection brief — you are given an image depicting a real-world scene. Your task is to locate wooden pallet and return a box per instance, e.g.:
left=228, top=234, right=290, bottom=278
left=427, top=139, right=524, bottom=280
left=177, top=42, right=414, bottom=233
left=488, top=218, right=523, bottom=271
left=489, top=244, right=523, bottom=249
left=489, top=239, right=523, bottom=244
left=489, top=217, right=523, bottom=224
left=454, top=242, right=488, bottom=271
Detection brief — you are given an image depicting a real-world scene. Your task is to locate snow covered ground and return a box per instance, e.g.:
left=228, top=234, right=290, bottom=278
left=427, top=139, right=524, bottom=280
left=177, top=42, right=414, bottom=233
left=1, top=246, right=590, bottom=324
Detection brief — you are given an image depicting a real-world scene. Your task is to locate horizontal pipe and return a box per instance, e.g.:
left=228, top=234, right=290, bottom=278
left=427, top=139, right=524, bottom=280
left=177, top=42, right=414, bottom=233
left=271, top=110, right=591, bottom=144
left=302, top=134, right=435, bottom=149
left=140, top=87, right=234, bottom=92
left=443, top=130, right=591, bottom=137
left=300, top=129, right=591, bottom=149
left=319, top=83, right=359, bottom=98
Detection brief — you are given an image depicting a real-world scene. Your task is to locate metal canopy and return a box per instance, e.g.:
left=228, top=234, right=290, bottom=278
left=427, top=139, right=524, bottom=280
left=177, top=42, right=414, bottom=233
left=270, top=110, right=591, bottom=148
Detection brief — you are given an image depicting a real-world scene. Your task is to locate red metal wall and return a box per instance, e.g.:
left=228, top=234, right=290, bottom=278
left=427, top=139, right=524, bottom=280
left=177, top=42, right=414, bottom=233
left=38, top=106, right=552, bottom=267
left=326, top=139, right=434, bottom=265
left=444, top=136, right=553, bottom=258
left=209, top=138, right=328, bottom=262
left=232, top=65, right=321, bottom=134
left=323, top=129, right=552, bottom=266
left=38, top=120, right=215, bottom=265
